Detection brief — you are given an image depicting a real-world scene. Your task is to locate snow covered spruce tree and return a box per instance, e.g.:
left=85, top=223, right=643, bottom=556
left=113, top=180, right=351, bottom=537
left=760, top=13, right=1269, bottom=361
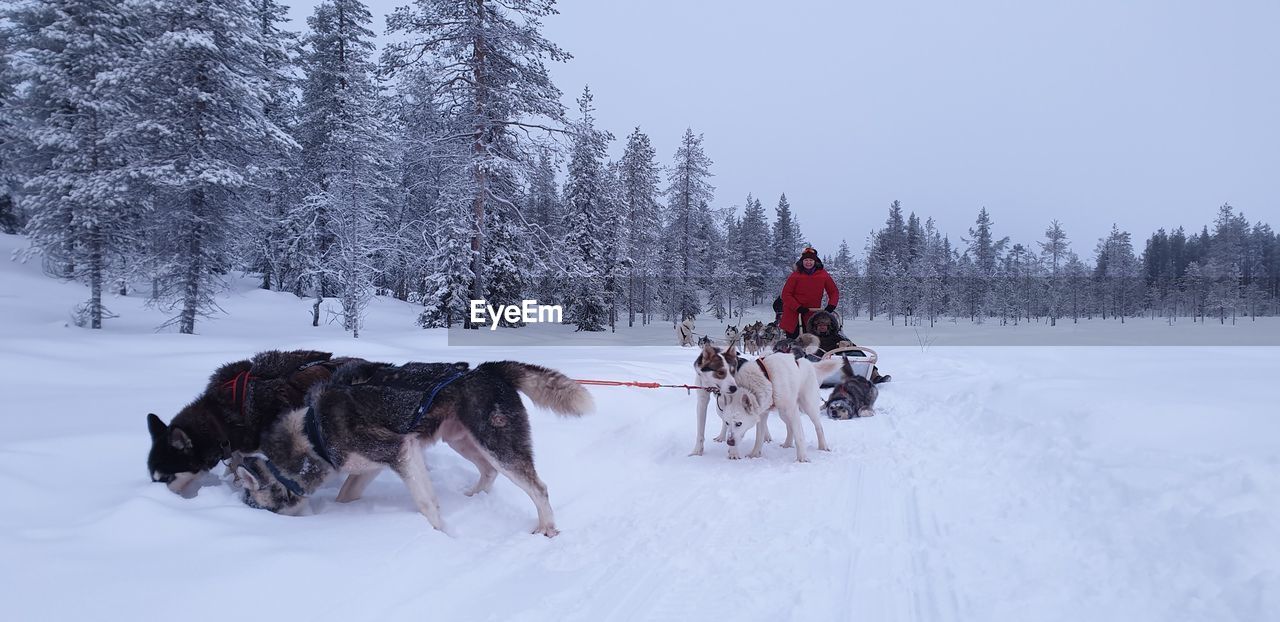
left=294, top=0, right=392, bottom=336
left=4, top=0, right=144, bottom=328
left=561, top=87, right=611, bottom=331
left=0, top=45, right=21, bottom=234
left=618, top=128, right=662, bottom=325
left=961, top=207, right=1008, bottom=321
left=118, top=0, right=297, bottom=334
left=1039, top=220, right=1070, bottom=325
left=866, top=200, right=909, bottom=323
left=737, top=195, right=771, bottom=305
left=1093, top=224, right=1140, bottom=322
left=240, top=0, right=302, bottom=293
left=771, top=193, right=801, bottom=280
left=527, top=152, right=566, bottom=304
left=383, top=0, right=570, bottom=307
left=385, top=66, right=475, bottom=326
left=662, top=128, right=714, bottom=321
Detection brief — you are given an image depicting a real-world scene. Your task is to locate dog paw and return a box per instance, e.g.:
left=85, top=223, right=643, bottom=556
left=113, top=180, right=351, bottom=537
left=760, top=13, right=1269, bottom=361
left=533, top=525, right=560, bottom=538
left=780, top=441, right=794, bottom=449
left=796, top=455, right=811, bottom=463
left=727, top=449, right=741, bottom=460
left=747, top=450, right=762, bottom=458
left=712, top=434, right=726, bottom=443
left=688, top=447, right=704, bottom=457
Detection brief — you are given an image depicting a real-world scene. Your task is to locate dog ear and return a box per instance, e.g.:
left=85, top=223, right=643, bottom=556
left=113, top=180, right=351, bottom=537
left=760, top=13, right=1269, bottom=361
left=700, top=342, right=718, bottom=358
left=146, top=413, right=167, bottom=440
left=169, top=427, right=193, bottom=452
left=234, top=465, right=260, bottom=491
left=724, top=343, right=738, bottom=366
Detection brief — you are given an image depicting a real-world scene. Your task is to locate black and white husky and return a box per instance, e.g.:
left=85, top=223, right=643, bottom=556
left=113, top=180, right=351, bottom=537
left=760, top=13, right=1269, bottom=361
left=691, top=339, right=843, bottom=461
left=233, top=360, right=593, bottom=537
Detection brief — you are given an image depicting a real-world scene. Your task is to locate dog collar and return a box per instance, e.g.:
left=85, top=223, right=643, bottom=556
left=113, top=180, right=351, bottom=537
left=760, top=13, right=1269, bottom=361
left=243, top=455, right=307, bottom=498
left=261, top=458, right=307, bottom=497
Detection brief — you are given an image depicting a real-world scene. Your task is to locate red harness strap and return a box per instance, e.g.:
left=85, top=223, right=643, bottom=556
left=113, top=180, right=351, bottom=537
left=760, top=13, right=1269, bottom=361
left=220, top=370, right=254, bottom=421
left=755, top=358, right=771, bottom=381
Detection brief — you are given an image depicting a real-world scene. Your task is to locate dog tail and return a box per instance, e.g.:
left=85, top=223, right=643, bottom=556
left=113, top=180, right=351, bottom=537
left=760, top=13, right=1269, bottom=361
left=481, top=362, right=594, bottom=417
left=810, top=357, right=844, bottom=381
left=794, top=333, right=820, bottom=355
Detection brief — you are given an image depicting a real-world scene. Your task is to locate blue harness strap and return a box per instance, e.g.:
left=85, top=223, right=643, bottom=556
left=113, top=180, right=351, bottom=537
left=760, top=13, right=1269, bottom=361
left=261, top=458, right=307, bottom=497
left=303, top=406, right=335, bottom=466
left=401, top=369, right=471, bottom=434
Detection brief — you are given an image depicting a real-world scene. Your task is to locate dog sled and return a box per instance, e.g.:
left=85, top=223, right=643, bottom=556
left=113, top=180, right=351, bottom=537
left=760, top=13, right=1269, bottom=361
left=820, top=344, right=877, bottom=380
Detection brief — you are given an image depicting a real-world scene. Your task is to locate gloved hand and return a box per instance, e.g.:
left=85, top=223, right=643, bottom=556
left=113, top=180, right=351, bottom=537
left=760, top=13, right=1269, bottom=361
left=796, top=306, right=810, bottom=315
left=824, top=305, right=836, bottom=313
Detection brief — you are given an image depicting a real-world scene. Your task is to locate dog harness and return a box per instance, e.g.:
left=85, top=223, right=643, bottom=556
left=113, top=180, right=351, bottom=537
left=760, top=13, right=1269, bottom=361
left=754, top=358, right=771, bottom=381
left=220, top=370, right=255, bottom=421
left=259, top=457, right=307, bottom=497
left=401, top=368, right=473, bottom=434
left=303, top=406, right=336, bottom=467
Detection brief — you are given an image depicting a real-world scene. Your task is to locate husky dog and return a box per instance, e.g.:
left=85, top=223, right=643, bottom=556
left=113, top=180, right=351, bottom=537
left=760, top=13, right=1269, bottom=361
left=823, top=356, right=879, bottom=420
left=690, top=343, right=759, bottom=456
left=741, top=322, right=760, bottom=355
left=234, top=360, right=593, bottom=537
left=724, top=325, right=742, bottom=351
left=715, top=344, right=844, bottom=462
left=676, top=317, right=696, bottom=347
left=758, top=323, right=785, bottom=353
left=145, top=350, right=356, bottom=493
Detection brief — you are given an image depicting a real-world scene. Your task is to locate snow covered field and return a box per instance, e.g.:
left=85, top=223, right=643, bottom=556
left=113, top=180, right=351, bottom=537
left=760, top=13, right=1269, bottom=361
left=1, top=232, right=1277, bottom=622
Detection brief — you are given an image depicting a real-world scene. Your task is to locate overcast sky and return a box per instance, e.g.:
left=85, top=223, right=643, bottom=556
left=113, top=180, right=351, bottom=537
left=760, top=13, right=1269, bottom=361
left=289, top=0, right=1279, bottom=257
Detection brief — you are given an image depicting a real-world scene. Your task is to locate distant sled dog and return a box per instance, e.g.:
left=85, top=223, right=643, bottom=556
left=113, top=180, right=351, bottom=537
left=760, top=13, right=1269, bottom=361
left=676, top=317, right=696, bottom=347
left=146, top=350, right=356, bottom=494
left=233, top=359, right=594, bottom=537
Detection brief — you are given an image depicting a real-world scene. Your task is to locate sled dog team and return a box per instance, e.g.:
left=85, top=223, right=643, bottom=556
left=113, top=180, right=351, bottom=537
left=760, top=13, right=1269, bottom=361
left=147, top=344, right=876, bottom=536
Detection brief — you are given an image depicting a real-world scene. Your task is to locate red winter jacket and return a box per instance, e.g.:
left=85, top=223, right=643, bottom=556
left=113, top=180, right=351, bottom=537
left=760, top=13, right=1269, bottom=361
left=780, top=266, right=839, bottom=333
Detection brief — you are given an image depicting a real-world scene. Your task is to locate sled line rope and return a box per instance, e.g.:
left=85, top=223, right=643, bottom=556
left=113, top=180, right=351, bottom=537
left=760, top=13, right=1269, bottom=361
left=574, top=378, right=718, bottom=393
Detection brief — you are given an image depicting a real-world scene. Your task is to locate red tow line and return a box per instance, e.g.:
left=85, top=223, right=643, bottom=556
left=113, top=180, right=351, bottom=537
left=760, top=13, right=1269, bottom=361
left=574, top=379, right=717, bottom=394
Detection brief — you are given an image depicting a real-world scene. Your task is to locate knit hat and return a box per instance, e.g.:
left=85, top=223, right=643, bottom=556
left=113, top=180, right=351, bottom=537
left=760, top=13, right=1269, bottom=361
left=800, top=247, right=819, bottom=261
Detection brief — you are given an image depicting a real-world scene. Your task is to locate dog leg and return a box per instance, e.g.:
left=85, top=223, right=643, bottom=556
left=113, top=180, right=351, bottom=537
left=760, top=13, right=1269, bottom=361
left=800, top=389, right=831, bottom=452
left=493, top=461, right=558, bottom=537
left=335, top=470, right=381, bottom=503
left=446, top=434, right=498, bottom=496
left=748, top=411, right=769, bottom=458
left=780, top=412, right=796, bottom=448
left=392, top=438, right=447, bottom=533
left=726, top=427, right=742, bottom=460
left=779, top=405, right=810, bottom=462
left=691, top=390, right=710, bottom=456
left=468, top=426, right=559, bottom=537
left=712, top=420, right=728, bottom=443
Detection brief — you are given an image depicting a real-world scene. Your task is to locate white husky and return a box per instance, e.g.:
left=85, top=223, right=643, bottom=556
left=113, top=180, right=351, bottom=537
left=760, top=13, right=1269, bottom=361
left=691, top=340, right=842, bottom=461
left=676, top=317, right=696, bottom=347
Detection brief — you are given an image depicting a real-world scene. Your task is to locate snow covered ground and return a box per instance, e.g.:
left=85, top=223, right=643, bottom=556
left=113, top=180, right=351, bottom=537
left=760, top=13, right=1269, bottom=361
left=1, top=231, right=1277, bottom=622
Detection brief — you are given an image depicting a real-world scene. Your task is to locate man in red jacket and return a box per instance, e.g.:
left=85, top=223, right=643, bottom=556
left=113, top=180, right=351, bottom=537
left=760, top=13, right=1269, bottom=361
left=779, top=247, right=838, bottom=339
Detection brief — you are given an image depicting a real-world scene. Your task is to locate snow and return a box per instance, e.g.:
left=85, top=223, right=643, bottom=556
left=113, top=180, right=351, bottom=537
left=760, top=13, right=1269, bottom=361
left=1, top=231, right=1277, bottom=622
